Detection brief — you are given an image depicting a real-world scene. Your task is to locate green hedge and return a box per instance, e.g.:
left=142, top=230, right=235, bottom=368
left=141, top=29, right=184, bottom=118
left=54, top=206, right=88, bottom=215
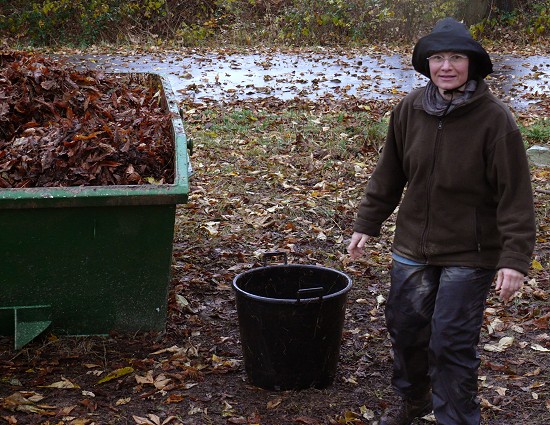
left=1, top=0, right=548, bottom=47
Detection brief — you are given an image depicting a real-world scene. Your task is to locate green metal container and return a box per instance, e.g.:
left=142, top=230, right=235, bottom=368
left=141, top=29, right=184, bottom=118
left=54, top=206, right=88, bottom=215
left=0, top=74, right=190, bottom=349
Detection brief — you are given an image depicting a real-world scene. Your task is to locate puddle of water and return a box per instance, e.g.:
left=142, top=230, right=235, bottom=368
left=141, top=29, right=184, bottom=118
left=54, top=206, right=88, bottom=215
left=61, top=52, right=550, bottom=110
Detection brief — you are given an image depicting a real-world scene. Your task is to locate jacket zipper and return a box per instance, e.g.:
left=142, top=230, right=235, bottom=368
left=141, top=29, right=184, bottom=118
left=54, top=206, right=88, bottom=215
left=475, top=208, right=482, bottom=252
left=420, top=118, right=444, bottom=260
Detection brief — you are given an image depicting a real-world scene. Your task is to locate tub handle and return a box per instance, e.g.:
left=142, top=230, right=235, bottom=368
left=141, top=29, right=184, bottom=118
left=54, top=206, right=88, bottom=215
left=262, top=251, right=288, bottom=266
left=297, top=287, right=324, bottom=302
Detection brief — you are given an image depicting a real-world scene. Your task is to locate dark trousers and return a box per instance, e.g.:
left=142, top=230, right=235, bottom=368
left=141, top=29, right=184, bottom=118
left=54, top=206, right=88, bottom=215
left=385, top=261, right=495, bottom=425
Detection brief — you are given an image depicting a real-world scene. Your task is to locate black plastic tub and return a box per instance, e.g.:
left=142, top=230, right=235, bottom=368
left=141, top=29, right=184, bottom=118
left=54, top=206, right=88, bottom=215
left=232, top=253, right=352, bottom=390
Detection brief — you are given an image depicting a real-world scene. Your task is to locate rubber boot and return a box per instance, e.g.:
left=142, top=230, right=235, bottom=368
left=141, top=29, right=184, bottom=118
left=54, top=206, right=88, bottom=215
left=380, top=393, right=433, bottom=425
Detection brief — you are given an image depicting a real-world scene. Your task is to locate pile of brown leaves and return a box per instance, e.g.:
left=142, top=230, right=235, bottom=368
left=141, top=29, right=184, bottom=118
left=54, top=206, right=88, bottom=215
left=0, top=52, right=175, bottom=188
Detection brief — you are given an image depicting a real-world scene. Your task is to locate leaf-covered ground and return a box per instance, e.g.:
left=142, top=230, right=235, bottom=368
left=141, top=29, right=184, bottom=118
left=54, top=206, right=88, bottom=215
left=1, top=66, right=549, bottom=425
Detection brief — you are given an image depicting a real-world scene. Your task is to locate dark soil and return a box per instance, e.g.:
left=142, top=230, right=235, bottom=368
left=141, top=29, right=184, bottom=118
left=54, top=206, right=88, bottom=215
left=0, top=248, right=548, bottom=425
left=1, top=188, right=548, bottom=425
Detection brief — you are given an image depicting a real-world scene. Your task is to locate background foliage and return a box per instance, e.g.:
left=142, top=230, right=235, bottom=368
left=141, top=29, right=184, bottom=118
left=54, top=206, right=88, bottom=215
left=0, top=0, right=549, bottom=47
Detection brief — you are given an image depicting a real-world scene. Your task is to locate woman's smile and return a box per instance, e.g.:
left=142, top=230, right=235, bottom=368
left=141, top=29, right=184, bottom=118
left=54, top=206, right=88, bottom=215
left=428, top=51, right=469, bottom=95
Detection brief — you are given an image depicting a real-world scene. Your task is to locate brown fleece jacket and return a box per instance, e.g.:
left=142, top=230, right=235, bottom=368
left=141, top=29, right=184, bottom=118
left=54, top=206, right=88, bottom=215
left=353, top=80, right=536, bottom=275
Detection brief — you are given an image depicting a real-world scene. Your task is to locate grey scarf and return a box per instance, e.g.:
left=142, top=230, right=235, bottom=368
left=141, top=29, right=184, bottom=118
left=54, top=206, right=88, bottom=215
left=422, top=80, right=478, bottom=116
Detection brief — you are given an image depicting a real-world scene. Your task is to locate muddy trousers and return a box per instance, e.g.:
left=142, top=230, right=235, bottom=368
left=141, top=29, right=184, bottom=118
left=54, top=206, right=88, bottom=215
left=385, top=261, right=495, bottom=425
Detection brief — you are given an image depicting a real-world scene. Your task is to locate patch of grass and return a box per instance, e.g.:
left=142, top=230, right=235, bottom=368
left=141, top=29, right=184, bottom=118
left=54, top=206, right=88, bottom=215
left=520, top=118, right=550, bottom=146
left=181, top=100, right=389, bottom=262
left=197, top=106, right=387, bottom=160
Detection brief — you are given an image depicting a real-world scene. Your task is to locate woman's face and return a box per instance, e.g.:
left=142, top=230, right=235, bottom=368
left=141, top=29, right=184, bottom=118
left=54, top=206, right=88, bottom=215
left=428, top=51, right=470, bottom=94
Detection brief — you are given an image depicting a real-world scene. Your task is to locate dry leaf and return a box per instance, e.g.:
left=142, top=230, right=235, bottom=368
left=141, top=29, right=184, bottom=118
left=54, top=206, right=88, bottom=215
left=135, top=370, right=155, bottom=385
left=360, top=405, right=375, bottom=420
left=97, top=366, right=134, bottom=384
left=530, top=344, right=550, bottom=352
left=153, top=374, right=171, bottom=390
left=133, top=415, right=155, bottom=425
left=267, top=397, right=282, bottom=409
left=483, top=336, right=514, bottom=353
left=1, top=392, right=32, bottom=411
left=132, top=414, right=175, bottom=425
left=525, top=367, right=541, bottom=377
left=487, top=318, right=506, bottom=334
left=495, top=387, right=507, bottom=396
left=531, top=259, right=543, bottom=270
left=116, top=397, right=131, bottom=406
left=480, top=398, right=502, bottom=411
left=203, top=221, right=220, bottom=235
left=41, top=377, right=80, bottom=389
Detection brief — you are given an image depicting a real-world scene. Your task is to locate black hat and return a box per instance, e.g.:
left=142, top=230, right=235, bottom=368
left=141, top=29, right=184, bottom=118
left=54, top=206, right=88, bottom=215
left=412, top=18, right=493, bottom=80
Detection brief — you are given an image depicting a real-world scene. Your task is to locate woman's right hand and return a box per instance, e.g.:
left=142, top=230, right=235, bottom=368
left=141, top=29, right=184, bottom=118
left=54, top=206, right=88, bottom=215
left=347, top=232, right=370, bottom=260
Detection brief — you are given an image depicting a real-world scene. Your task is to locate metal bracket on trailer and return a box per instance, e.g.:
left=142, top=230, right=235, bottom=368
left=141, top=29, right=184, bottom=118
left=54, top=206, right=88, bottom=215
left=0, top=305, right=52, bottom=350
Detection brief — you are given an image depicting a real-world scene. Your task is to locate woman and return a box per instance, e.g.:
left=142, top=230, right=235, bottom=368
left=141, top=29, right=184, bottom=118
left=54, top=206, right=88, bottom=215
left=347, top=18, right=535, bottom=425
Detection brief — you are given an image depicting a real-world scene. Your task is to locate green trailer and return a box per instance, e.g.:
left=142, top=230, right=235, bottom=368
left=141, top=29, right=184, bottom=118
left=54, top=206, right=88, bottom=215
left=0, top=74, right=190, bottom=349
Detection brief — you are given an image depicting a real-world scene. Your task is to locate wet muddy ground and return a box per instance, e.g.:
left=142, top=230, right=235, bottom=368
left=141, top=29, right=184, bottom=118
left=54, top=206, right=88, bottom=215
left=62, top=50, right=550, bottom=111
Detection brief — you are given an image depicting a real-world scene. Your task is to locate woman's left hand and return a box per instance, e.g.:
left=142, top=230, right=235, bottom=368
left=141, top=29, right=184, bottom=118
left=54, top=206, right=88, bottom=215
left=495, top=268, right=525, bottom=303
